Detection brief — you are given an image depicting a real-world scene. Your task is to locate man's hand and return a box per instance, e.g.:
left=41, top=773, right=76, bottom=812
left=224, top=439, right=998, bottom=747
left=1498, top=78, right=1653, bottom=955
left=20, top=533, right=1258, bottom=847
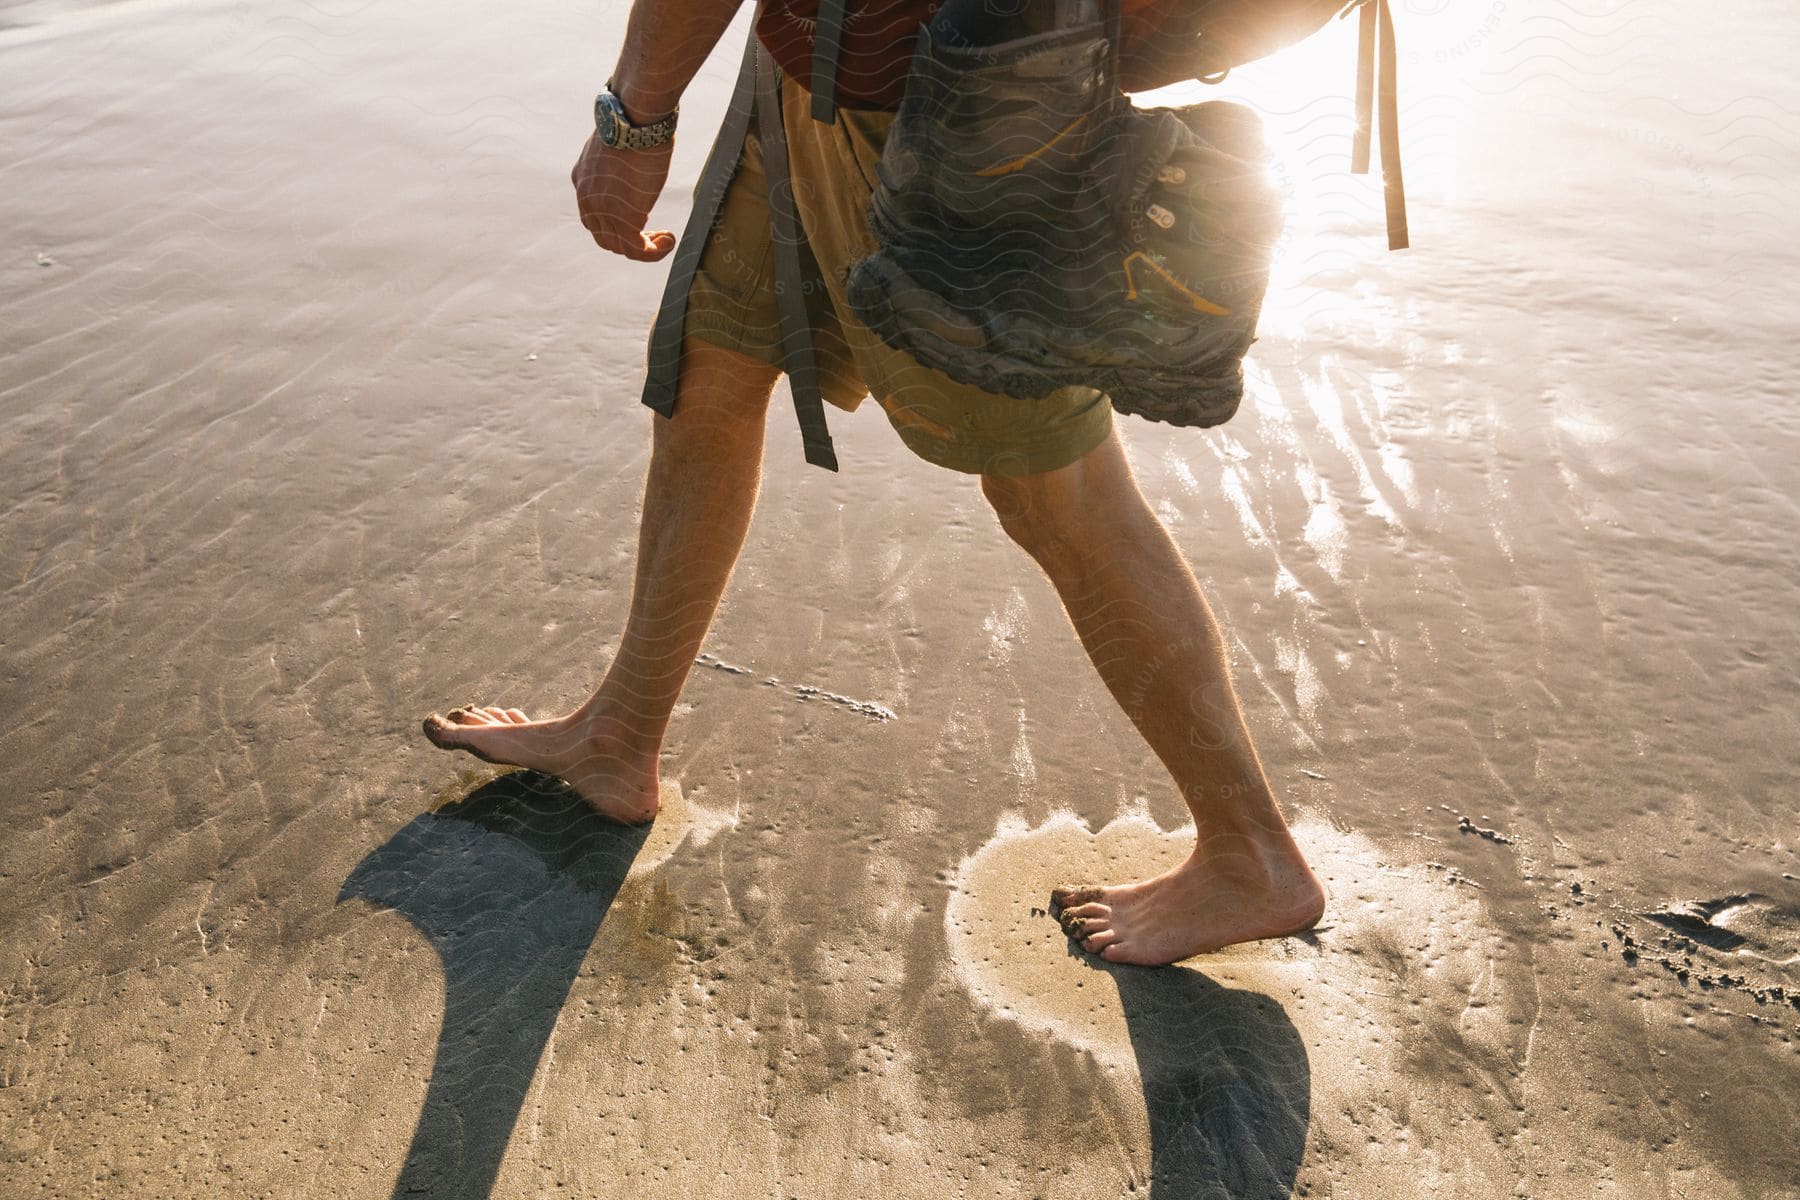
left=574, top=0, right=742, bottom=257
left=571, top=133, right=676, bottom=262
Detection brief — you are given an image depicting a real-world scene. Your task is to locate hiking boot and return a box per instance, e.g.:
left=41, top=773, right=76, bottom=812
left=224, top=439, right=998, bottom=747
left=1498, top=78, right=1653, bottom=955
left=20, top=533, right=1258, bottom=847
left=846, top=22, right=1285, bottom=427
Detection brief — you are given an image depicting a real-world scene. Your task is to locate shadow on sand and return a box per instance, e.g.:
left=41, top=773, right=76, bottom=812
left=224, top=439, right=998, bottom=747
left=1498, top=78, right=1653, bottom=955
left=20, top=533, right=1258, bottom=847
left=338, top=772, right=650, bottom=1200
left=1103, top=958, right=1312, bottom=1198
left=339, top=773, right=1306, bottom=1197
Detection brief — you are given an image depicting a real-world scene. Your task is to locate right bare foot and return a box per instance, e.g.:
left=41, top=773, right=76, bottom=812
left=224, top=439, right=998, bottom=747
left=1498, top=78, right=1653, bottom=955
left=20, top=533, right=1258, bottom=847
left=421, top=706, right=661, bottom=824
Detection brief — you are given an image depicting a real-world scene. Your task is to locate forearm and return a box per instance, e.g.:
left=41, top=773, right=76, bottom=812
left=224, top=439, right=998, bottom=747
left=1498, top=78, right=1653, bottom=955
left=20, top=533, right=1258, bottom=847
left=609, top=0, right=748, bottom=122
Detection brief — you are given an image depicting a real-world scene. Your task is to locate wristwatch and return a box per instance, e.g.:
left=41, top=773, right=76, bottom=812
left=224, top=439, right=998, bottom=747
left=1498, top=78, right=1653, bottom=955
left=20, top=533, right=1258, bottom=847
left=594, top=85, right=678, bottom=151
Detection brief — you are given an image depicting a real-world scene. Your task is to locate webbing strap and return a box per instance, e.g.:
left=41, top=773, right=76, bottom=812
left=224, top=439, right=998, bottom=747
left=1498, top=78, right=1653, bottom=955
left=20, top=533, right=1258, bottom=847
left=1351, top=0, right=1408, bottom=250
left=642, top=28, right=760, bottom=416
left=640, top=17, right=838, bottom=470
left=1351, top=1, right=1374, bottom=173
left=755, top=42, right=840, bottom=469
left=809, top=0, right=850, bottom=124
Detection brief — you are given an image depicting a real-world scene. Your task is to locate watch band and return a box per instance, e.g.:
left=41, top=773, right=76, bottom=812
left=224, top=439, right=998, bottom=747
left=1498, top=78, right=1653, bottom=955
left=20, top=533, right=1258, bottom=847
left=596, top=87, right=678, bottom=150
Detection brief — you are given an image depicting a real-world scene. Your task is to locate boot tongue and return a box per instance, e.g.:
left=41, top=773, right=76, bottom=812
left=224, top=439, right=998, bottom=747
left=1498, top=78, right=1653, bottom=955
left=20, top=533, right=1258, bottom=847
left=1083, top=106, right=1181, bottom=249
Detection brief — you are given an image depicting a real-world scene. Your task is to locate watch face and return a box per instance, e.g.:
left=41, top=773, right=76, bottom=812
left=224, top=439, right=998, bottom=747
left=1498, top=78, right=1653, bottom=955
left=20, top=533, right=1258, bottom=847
left=595, top=96, right=619, bottom=146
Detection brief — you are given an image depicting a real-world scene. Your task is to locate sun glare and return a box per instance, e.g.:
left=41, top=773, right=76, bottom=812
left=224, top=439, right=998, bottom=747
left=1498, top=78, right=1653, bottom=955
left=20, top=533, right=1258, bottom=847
left=1135, top=4, right=1494, bottom=339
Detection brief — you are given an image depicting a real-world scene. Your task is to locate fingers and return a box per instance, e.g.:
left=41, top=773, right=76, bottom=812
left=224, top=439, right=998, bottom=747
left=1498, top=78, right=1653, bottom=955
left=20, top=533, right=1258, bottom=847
left=584, top=221, right=676, bottom=262
left=570, top=136, right=675, bottom=261
left=630, top=229, right=676, bottom=261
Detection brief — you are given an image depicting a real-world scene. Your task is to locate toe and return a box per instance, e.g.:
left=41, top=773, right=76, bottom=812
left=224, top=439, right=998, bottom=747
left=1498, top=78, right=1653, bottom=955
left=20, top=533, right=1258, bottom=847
left=1098, top=942, right=1130, bottom=962
left=422, top=714, right=463, bottom=748
left=503, top=708, right=529, bottom=723
left=1051, top=884, right=1105, bottom=911
left=1059, top=909, right=1111, bottom=940
left=1060, top=901, right=1111, bottom=922
left=1082, top=928, right=1120, bottom=954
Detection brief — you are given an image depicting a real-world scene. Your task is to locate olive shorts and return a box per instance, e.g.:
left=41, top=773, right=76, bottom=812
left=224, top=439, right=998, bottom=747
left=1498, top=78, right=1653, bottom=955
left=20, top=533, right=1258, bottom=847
left=681, top=75, right=1113, bottom=477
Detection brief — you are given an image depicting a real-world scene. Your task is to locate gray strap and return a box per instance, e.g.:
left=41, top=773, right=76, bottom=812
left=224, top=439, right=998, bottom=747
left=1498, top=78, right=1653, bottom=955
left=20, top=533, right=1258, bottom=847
left=808, top=0, right=849, bottom=124
left=754, top=41, right=839, bottom=470
left=641, top=29, right=761, bottom=416
left=641, top=19, right=838, bottom=470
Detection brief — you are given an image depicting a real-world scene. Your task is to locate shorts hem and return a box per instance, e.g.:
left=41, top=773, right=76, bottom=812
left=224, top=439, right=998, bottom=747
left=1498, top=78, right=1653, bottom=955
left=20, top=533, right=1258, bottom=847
left=891, top=403, right=1114, bottom=477
left=682, top=305, right=783, bottom=371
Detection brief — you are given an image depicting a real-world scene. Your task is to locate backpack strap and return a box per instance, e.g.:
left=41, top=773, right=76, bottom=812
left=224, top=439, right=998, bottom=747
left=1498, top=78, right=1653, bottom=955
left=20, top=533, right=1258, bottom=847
left=641, top=10, right=839, bottom=470
left=1351, top=0, right=1408, bottom=250
left=755, top=42, right=840, bottom=469
left=809, top=0, right=850, bottom=124
left=642, top=21, right=760, bottom=418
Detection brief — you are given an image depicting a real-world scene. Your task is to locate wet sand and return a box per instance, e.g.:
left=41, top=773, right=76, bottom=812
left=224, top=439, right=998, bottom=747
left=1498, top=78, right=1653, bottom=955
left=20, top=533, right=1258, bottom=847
left=3, top=0, right=1798, bottom=1195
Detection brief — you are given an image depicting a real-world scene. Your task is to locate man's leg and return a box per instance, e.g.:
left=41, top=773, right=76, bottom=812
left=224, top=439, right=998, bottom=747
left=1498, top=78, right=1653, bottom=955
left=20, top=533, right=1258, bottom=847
left=422, top=337, right=781, bottom=822
left=981, top=429, right=1327, bottom=964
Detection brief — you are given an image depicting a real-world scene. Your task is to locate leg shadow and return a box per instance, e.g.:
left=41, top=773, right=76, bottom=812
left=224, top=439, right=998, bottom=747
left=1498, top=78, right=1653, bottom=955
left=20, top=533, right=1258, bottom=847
left=338, top=772, right=651, bottom=1200
left=1110, top=964, right=1311, bottom=1199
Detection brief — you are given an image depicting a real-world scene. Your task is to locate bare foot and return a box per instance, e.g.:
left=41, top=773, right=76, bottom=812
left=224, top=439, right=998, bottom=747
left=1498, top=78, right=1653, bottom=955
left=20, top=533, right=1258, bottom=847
left=421, top=705, right=661, bottom=824
left=1050, top=842, right=1326, bottom=966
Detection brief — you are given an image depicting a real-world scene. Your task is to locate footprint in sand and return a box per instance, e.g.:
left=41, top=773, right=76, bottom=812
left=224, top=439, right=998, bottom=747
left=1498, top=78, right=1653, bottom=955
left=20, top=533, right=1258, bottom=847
left=944, top=808, right=1506, bottom=1076
left=1639, top=894, right=1800, bottom=967
left=943, top=809, right=1538, bottom=1194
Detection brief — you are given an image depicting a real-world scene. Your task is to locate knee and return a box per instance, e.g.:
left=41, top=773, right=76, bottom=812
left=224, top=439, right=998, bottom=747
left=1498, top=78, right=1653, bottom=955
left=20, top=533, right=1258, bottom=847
left=981, top=433, right=1148, bottom=558
left=981, top=469, right=1082, bottom=557
left=652, top=339, right=780, bottom=457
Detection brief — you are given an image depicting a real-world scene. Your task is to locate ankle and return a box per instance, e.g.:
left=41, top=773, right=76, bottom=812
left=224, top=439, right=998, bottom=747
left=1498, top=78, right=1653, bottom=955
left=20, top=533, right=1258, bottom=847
left=570, top=706, right=663, bottom=767
left=1191, top=823, right=1307, bottom=873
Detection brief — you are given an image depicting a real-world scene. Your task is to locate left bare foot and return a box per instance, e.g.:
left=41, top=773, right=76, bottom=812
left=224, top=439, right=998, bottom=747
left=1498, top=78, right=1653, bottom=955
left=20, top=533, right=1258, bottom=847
left=421, top=704, right=661, bottom=824
left=1050, top=842, right=1326, bottom=966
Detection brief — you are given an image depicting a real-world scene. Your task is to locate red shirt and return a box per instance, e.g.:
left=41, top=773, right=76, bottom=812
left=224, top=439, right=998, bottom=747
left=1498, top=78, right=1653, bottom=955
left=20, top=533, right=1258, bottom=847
left=757, top=0, right=1190, bottom=110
